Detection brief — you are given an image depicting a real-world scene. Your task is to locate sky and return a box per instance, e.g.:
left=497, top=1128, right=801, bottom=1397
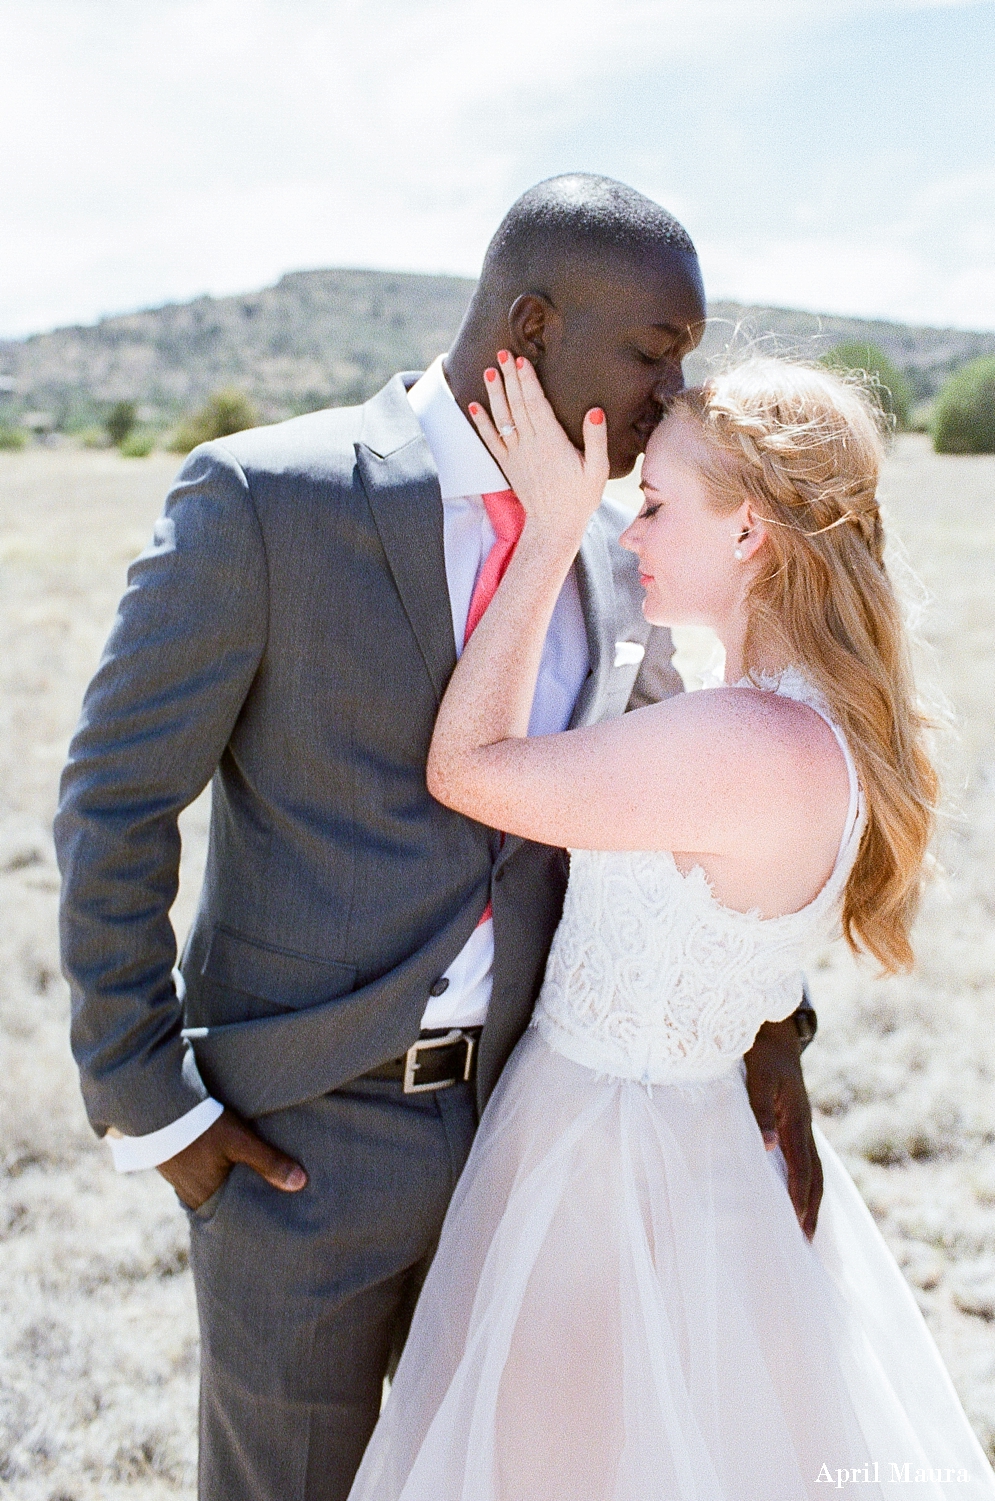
left=2, top=0, right=993, bottom=339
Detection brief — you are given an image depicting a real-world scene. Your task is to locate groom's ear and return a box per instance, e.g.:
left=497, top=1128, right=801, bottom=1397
left=507, top=293, right=562, bottom=366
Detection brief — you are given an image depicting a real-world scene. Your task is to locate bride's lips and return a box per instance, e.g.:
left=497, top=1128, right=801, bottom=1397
left=638, top=572, right=654, bottom=587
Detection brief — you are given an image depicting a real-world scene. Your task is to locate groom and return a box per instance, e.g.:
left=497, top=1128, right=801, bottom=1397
left=57, top=174, right=820, bottom=1501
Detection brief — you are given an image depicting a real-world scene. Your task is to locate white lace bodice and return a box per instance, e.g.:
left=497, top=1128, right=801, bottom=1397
left=533, top=670, right=865, bottom=1085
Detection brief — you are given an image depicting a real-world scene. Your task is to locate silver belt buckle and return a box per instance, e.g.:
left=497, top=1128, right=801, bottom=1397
left=402, top=1029, right=475, bottom=1094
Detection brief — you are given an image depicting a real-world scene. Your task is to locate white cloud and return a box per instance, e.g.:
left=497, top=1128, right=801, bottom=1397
left=701, top=232, right=995, bottom=330
left=701, top=160, right=995, bottom=328
left=1, top=0, right=691, bottom=330
left=1, top=0, right=992, bottom=335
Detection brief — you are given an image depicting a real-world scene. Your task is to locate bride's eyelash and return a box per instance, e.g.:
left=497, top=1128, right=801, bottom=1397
left=639, top=503, right=662, bottom=519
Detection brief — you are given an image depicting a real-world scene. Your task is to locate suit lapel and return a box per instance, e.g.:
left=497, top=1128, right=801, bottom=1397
left=355, top=375, right=456, bottom=702
left=355, top=381, right=624, bottom=867
left=568, top=510, right=617, bottom=730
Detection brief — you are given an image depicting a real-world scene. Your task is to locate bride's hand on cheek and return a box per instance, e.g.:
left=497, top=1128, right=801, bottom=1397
left=469, top=353, right=609, bottom=546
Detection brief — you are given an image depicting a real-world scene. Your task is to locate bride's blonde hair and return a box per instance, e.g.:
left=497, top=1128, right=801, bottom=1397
left=671, top=357, right=937, bottom=973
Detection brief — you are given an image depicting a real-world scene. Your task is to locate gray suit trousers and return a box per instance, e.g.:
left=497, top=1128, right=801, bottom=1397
left=189, top=1076, right=477, bottom=1501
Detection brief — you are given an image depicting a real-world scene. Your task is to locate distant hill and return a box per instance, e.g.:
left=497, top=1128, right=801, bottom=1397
left=693, top=304, right=995, bottom=403
left=1, top=267, right=993, bottom=430
left=0, top=270, right=476, bottom=429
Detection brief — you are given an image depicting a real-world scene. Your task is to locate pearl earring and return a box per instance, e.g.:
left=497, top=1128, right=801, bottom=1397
left=733, top=546, right=744, bottom=561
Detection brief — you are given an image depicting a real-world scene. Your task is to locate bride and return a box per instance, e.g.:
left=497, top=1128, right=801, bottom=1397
left=346, top=353, right=995, bottom=1500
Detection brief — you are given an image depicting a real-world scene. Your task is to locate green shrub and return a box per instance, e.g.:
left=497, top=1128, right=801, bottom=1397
left=78, top=426, right=111, bottom=449
left=169, top=389, right=262, bottom=453
left=908, top=402, right=934, bottom=435
left=932, top=357, right=995, bottom=455
left=0, top=425, right=28, bottom=451
left=821, top=342, right=913, bottom=430
left=106, top=400, right=137, bottom=446
left=119, top=430, right=156, bottom=458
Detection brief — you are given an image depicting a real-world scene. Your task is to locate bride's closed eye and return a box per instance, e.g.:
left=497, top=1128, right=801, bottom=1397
left=638, top=502, right=663, bottom=520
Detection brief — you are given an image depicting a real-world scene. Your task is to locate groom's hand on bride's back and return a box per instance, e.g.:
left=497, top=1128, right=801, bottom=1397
left=744, top=1021, right=824, bottom=1242
left=157, top=1109, right=308, bottom=1211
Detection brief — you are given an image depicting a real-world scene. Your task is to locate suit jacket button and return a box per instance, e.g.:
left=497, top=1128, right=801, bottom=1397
left=429, top=977, right=450, bottom=997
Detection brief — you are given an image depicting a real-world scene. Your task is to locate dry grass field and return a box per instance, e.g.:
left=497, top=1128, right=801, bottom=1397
left=2, top=436, right=995, bottom=1497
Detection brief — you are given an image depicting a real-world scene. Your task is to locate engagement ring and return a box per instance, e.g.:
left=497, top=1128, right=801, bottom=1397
left=498, top=423, right=516, bottom=437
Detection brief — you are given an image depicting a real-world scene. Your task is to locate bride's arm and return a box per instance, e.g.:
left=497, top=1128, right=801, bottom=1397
left=427, top=356, right=763, bottom=855
left=426, top=353, right=608, bottom=824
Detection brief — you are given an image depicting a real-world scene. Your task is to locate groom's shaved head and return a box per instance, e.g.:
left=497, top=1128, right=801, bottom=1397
left=446, top=174, right=706, bottom=478
left=481, top=174, right=697, bottom=293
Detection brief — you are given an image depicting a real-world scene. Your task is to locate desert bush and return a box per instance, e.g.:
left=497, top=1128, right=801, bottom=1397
left=932, top=357, right=995, bottom=455
left=59, top=397, right=106, bottom=435
left=106, top=400, right=137, bottom=447
left=169, top=389, right=262, bottom=453
left=0, top=425, right=28, bottom=451
left=78, top=426, right=111, bottom=449
left=821, top=342, right=913, bottom=430
left=119, top=431, right=156, bottom=458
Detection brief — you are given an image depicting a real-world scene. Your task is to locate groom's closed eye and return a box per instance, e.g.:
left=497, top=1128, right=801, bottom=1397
left=632, top=342, right=682, bottom=366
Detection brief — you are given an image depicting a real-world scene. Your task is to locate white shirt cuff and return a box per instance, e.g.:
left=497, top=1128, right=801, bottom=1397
left=107, top=1097, right=224, bottom=1173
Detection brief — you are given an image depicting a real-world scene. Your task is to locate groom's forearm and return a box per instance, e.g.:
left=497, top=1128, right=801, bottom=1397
left=794, top=985, right=818, bottom=1052
left=106, top=1097, right=224, bottom=1172
left=744, top=1018, right=823, bottom=1240
left=56, top=444, right=268, bottom=1141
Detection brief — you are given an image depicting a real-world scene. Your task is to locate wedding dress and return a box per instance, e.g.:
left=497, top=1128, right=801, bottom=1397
left=348, top=671, right=995, bottom=1501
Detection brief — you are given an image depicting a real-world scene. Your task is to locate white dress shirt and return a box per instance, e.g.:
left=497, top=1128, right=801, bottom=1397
left=108, top=356, right=589, bottom=1171
left=409, top=356, right=589, bottom=1029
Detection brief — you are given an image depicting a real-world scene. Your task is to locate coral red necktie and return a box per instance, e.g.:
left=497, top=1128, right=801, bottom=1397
left=463, top=488, right=526, bottom=644
left=465, top=488, right=526, bottom=925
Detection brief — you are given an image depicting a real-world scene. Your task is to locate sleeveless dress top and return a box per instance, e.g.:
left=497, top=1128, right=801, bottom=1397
left=348, top=670, right=995, bottom=1501
left=533, top=667, right=864, bottom=1085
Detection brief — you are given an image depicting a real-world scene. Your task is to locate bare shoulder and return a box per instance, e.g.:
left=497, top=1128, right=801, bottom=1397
left=630, top=684, right=849, bottom=805
left=734, top=686, right=847, bottom=776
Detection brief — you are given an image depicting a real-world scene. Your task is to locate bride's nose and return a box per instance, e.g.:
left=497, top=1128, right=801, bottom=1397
left=620, top=520, right=639, bottom=553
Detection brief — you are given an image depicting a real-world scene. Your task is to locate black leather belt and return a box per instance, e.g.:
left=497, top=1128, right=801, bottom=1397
left=365, top=1028, right=482, bottom=1094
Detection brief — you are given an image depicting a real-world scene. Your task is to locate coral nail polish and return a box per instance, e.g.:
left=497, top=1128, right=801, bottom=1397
left=589, top=408, right=605, bottom=425
left=497, top=350, right=510, bottom=364
left=485, top=368, right=497, bottom=382
left=516, top=357, right=525, bottom=369
left=469, top=402, right=481, bottom=416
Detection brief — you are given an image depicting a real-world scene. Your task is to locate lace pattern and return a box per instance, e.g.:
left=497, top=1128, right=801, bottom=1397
left=533, top=670, right=865, bottom=1085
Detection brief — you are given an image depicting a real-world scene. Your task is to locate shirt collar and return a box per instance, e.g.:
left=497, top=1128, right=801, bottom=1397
left=408, top=355, right=509, bottom=500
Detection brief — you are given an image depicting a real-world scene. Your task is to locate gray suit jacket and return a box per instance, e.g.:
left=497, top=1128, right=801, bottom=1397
left=56, top=373, right=681, bottom=1134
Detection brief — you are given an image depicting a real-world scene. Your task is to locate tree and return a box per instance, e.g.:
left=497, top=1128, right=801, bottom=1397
left=932, top=357, right=995, bottom=455
left=821, top=343, right=913, bottom=431
left=106, top=401, right=137, bottom=447
left=169, top=389, right=262, bottom=453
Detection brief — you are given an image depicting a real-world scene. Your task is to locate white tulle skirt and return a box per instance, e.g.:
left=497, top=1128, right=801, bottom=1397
left=347, top=1028, right=995, bottom=1501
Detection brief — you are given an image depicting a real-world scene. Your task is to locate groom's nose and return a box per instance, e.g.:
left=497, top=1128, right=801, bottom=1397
left=653, top=360, right=685, bottom=408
